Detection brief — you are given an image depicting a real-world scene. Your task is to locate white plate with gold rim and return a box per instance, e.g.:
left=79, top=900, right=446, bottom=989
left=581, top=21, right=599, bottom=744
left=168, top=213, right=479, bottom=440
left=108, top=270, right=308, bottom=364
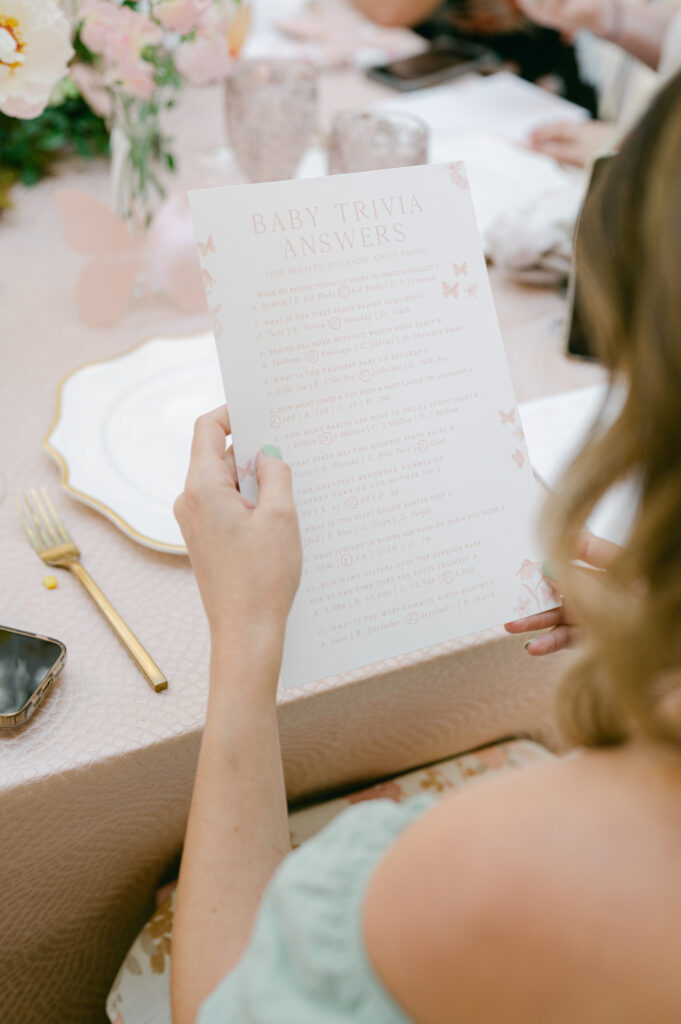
left=44, top=332, right=223, bottom=554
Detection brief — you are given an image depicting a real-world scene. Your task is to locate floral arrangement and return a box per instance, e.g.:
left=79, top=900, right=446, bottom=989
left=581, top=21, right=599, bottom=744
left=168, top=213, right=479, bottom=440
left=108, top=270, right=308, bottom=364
left=0, top=77, right=109, bottom=212
left=80, top=0, right=250, bottom=94
left=0, top=1, right=74, bottom=118
left=0, top=0, right=249, bottom=221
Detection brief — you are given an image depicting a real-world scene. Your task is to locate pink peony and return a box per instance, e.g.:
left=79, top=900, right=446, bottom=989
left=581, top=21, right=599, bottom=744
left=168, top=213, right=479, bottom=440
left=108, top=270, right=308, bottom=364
left=69, top=62, right=112, bottom=118
left=81, top=1, right=162, bottom=99
left=0, top=0, right=74, bottom=119
left=152, top=0, right=209, bottom=36
left=111, top=53, right=156, bottom=100
left=174, top=32, right=229, bottom=86
left=79, top=0, right=118, bottom=57
left=173, top=2, right=241, bottom=85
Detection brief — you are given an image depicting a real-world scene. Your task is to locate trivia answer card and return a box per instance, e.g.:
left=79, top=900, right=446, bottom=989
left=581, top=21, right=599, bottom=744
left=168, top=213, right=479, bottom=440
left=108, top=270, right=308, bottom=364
left=189, top=162, right=556, bottom=689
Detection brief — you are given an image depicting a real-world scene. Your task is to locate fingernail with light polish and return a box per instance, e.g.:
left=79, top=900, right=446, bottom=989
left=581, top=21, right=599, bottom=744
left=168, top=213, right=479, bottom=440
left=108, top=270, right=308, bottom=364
left=542, top=559, right=559, bottom=582
left=524, top=639, right=535, bottom=651
left=261, top=444, right=282, bottom=459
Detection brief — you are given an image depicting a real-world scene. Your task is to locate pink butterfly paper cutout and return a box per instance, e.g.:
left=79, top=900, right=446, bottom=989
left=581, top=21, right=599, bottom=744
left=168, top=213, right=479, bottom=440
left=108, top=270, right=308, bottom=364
left=441, top=281, right=460, bottom=299
left=449, top=164, right=469, bottom=190
left=511, top=448, right=525, bottom=468
left=197, top=235, right=216, bottom=258
left=452, top=261, right=467, bottom=277
left=55, top=189, right=207, bottom=326
left=55, top=189, right=144, bottom=327
left=499, top=408, right=516, bottom=426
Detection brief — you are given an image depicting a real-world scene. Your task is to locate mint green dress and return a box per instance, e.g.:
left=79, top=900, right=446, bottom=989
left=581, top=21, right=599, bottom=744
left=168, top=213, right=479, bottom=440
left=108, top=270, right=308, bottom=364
left=197, top=795, right=435, bottom=1023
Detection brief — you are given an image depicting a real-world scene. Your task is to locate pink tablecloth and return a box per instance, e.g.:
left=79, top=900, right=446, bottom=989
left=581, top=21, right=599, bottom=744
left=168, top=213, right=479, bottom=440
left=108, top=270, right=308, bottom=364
left=0, top=73, right=603, bottom=1024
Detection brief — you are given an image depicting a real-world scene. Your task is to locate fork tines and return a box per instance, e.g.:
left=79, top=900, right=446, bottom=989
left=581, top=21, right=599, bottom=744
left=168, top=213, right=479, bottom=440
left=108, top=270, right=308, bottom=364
left=16, top=487, right=71, bottom=553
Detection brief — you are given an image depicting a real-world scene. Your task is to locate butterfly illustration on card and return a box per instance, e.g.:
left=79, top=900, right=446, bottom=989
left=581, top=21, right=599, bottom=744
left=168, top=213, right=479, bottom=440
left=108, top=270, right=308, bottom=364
left=441, top=281, right=460, bottom=299
left=452, top=261, right=468, bottom=277
left=202, top=268, right=217, bottom=292
left=465, top=282, right=478, bottom=298
left=511, top=448, right=525, bottom=468
left=499, top=408, right=516, bottom=426
left=208, top=303, right=224, bottom=338
left=449, top=164, right=469, bottom=190
left=236, top=458, right=256, bottom=482
left=197, top=235, right=216, bottom=258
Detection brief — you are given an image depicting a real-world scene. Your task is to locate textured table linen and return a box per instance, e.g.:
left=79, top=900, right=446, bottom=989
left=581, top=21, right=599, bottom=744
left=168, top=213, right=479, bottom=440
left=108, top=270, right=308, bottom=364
left=0, top=73, right=604, bottom=1024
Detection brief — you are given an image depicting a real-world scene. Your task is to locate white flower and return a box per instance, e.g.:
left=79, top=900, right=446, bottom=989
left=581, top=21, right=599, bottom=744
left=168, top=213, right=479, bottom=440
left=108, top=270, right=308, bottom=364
left=0, top=0, right=74, bottom=119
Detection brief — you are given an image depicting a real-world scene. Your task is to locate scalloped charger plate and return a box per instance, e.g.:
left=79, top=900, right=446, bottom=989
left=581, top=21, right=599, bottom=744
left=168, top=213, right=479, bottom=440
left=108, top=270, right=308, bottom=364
left=44, top=332, right=224, bottom=554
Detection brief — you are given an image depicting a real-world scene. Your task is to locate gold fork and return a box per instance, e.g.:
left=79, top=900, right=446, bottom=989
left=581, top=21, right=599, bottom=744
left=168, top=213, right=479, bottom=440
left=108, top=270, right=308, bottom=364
left=16, top=488, right=167, bottom=693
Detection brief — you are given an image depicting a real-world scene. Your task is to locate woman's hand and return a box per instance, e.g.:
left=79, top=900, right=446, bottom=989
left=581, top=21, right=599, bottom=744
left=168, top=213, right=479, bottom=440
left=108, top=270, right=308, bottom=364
left=172, top=408, right=298, bottom=1024
left=518, top=0, right=611, bottom=35
left=174, top=406, right=302, bottom=646
left=504, top=533, right=621, bottom=655
left=528, top=120, right=618, bottom=167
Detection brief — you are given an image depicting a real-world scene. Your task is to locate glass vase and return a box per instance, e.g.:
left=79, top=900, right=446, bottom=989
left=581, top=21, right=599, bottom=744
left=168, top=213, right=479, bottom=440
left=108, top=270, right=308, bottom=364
left=110, top=94, right=170, bottom=233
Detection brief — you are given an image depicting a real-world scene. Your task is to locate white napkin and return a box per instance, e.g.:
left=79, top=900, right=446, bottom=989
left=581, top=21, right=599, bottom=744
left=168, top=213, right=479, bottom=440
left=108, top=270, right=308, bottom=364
left=520, top=385, right=638, bottom=545
left=375, top=72, right=589, bottom=142
left=485, top=177, right=586, bottom=285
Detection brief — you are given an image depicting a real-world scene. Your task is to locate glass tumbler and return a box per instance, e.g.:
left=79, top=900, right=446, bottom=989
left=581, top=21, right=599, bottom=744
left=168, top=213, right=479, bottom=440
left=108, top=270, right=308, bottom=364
left=328, top=110, right=429, bottom=174
left=225, top=60, right=318, bottom=183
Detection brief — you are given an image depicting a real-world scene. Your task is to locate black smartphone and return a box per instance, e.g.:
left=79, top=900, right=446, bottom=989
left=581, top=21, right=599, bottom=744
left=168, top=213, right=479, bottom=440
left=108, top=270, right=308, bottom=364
left=0, top=626, right=66, bottom=728
left=565, top=153, right=615, bottom=362
left=366, top=43, right=498, bottom=92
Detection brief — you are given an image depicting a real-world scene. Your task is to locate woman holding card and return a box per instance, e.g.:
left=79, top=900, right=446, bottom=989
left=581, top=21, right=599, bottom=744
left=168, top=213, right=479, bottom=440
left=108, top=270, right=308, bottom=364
left=171, top=71, right=681, bottom=1024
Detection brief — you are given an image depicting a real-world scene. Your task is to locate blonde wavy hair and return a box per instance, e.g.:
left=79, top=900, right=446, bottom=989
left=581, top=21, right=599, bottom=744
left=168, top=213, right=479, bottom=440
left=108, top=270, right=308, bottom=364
left=546, top=70, right=681, bottom=747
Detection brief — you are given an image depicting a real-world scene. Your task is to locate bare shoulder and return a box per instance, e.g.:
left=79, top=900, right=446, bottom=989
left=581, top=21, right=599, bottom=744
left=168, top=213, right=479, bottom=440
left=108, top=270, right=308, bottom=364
left=363, top=750, right=681, bottom=1024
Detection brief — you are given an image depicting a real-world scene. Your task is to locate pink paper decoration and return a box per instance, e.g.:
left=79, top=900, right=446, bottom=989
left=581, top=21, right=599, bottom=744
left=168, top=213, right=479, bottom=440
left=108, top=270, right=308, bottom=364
left=55, top=188, right=206, bottom=326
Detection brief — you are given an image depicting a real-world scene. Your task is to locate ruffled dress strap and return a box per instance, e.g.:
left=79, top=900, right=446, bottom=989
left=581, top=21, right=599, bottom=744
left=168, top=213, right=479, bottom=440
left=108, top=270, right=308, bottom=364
left=198, top=795, right=436, bottom=1023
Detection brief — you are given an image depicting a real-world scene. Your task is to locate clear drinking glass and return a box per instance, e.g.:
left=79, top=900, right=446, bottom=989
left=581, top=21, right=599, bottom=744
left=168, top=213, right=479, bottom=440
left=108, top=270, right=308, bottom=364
left=225, top=60, right=318, bottom=183
left=328, top=110, right=429, bottom=174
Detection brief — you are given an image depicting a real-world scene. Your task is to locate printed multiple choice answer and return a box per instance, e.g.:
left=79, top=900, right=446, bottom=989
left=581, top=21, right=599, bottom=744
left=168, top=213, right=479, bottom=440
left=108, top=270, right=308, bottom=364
left=243, top=257, right=501, bottom=647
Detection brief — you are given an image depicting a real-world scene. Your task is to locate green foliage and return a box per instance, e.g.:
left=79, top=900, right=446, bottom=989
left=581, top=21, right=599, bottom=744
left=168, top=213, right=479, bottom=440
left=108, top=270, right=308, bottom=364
left=0, top=91, right=109, bottom=211
left=141, top=46, right=182, bottom=91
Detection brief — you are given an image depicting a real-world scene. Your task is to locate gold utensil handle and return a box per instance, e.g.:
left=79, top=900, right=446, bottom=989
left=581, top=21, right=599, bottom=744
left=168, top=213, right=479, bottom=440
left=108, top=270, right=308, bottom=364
left=69, top=561, right=168, bottom=693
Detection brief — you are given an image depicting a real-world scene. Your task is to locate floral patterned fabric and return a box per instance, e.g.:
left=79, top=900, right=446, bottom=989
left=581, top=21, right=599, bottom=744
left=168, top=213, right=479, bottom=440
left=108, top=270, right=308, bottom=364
left=106, top=738, right=554, bottom=1024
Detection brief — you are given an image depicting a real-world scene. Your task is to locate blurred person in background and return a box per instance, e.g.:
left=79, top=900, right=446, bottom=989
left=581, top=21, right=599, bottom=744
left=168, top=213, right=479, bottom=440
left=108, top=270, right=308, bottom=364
left=521, top=0, right=681, bottom=164
left=350, top=0, right=600, bottom=108
left=353, top=0, right=681, bottom=165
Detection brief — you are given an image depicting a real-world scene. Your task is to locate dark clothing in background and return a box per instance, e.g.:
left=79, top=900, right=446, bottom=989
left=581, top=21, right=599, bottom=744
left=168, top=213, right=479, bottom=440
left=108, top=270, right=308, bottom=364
left=415, top=0, right=599, bottom=113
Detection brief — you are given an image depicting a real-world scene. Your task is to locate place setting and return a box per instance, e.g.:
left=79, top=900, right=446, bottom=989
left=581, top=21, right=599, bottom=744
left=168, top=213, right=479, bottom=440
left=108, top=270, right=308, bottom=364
left=36, top=1, right=597, bottom=564
left=3, top=0, right=624, bottom=769
left=5, top=0, right=615, bottom=720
